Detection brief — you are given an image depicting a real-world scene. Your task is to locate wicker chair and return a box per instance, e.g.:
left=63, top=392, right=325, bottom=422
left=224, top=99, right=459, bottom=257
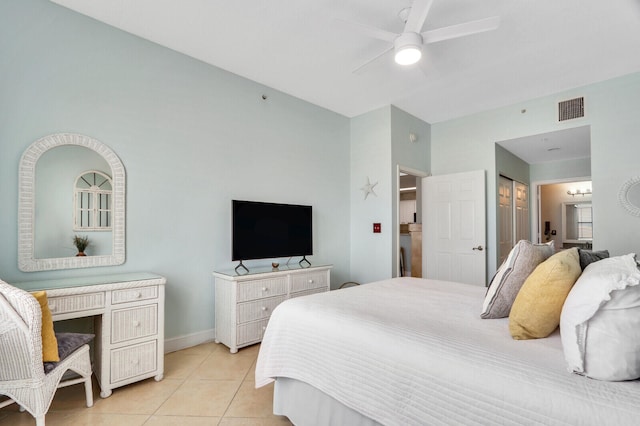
left=0, top=279, right=93, bottom=425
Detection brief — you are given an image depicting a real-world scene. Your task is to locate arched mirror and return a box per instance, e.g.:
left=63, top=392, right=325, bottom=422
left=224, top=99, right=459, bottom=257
left=18, top=133, right=125, bottom=271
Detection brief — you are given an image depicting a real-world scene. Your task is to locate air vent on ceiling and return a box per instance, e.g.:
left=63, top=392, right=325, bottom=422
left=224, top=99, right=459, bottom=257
left=558, top=97, right=585, bottom=121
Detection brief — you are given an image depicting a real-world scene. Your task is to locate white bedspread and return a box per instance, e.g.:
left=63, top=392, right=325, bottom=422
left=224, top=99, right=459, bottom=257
left=255, top=277, right=640, bottom=425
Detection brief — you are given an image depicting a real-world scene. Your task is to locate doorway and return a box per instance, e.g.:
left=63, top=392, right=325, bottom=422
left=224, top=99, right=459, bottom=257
left=497, top=125, right=591, bottom=263
left=533, top=179, right=592, bottom=249
left=396, top=165, right=427, bottom=278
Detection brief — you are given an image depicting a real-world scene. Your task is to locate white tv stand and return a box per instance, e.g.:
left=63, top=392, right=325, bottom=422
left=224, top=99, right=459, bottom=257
left=213, top=264, right=332, bottom=353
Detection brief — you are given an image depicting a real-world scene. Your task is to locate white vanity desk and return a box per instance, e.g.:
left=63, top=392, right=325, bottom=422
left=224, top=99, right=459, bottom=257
left=12, top=272, right=165, bottom=398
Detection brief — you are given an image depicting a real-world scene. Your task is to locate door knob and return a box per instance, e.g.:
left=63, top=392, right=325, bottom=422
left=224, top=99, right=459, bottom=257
left=472, top=245, right=484, bottom=251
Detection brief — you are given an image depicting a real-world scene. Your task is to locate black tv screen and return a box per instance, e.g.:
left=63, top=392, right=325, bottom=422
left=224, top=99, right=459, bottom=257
left=232, top=200, right=313, bottom=261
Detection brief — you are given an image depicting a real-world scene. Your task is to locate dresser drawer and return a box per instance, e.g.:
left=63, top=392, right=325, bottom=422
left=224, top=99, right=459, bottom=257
left=237, top=295, right=287, bottom=324
left=237, top=319, right=269, bottom=346
left=290, top=272, right=327, bottom=293
left=237, top=277, right=287, bottom=302
left=112, top=286, right=158, bottom=304
left=110, top=340, right=157, bottom=384
left=49, top=292, right=105, bottom=315
left=111, top=304, right=158, bottom=344
left=290, top=287, right=326, bottom=299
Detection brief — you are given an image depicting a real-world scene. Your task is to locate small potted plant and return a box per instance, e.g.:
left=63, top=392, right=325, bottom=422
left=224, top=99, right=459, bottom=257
left=73, top=235, right=90, bottom=256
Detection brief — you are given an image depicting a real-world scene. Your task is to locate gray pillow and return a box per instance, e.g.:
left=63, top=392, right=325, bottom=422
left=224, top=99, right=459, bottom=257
left=43, top=332, right=94, bottom=374
left=481, top=240, right=554, bottom=319
left=578, top=249, right=609, bottom=271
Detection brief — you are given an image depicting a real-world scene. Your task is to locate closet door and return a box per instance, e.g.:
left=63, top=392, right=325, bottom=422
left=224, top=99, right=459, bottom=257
left=498, top=177, right=531, bottom=267
left=498, top=176, right=514, bottom=266
left=514, top=182, right=530, bottom=243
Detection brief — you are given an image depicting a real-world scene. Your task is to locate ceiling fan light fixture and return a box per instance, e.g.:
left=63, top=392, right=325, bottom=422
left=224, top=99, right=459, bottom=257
left=395, top=46, right=422, bottom=65
left=394, top=32, right=423, bottom=65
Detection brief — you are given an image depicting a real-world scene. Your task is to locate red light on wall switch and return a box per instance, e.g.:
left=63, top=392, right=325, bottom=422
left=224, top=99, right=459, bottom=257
left=373, top=223, right=381, bottom=233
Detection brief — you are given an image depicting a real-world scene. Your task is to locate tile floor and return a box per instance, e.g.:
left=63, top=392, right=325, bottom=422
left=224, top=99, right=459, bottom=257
left=0, top=342, right=292, bottom=425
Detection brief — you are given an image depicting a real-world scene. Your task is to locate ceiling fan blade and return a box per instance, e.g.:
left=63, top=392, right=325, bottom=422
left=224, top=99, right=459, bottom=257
left=418, top=51, right=444, bottom=79
left=404, top=0, right=435, bottom=33
left=422, top=16, right=500, bottom=44
left=352, top=46, right=394, bottom=74
left=334, top=19, right=397, bottom=43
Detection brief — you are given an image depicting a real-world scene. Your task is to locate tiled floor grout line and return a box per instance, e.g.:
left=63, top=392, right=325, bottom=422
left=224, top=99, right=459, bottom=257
left=140, top=351, right=206, bottom=425
left=217, top=351, right=259, bottom=425
left=137, top=344, right=259, bottom=424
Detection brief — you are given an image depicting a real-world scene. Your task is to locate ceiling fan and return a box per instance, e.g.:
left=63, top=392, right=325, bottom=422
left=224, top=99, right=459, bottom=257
left=338, top=0, right=500, bottom=73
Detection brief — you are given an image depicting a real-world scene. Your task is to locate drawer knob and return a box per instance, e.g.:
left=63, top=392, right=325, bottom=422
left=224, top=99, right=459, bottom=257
left=132, top=320, right=140, bottom=327
left=262, top=287, right=268, bottom=292
left=135, top=292, right=142, bottom=298
left=132, top=358, right=139, bottom=365
left=262, top=326, right=266, bottom=331
left=261, top=306, right=267, bottom=311
left=308, top=279, right=314, bottom=283
left=49, top=304, right=56, bottom=311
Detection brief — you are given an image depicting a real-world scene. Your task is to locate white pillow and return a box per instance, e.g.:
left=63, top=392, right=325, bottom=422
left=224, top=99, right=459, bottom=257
left=560, top=253, right=640, bottom=381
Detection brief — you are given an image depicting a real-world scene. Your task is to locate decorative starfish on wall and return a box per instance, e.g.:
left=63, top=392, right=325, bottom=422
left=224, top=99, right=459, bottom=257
left=361, top=177, right=378, bottom=199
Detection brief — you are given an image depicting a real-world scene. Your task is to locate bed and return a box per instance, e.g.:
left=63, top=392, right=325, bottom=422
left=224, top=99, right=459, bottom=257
left=255, top=277, right=640, bottom=425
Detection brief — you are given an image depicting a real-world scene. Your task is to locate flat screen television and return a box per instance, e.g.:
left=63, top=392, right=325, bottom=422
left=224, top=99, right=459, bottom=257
left=232, top=200, right=313, bottom=266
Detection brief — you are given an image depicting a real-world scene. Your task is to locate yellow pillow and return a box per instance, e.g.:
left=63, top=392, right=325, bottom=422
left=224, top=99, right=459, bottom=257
left=509, top=248, right=581, bottom=340
left=31, top=291, right=59, bottom=362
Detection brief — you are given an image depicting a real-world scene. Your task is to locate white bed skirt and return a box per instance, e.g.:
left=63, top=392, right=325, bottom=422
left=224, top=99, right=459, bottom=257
left=274, top=377, right=381, bottom=426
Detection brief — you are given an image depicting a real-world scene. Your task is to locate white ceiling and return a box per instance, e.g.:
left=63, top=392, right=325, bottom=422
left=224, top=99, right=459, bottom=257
left=497, top=125, right=591, bottom=165
left=50, top=0, right=640, bottom=124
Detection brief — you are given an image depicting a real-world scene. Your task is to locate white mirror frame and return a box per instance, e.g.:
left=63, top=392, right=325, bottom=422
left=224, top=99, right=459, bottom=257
left=618, top=176, right=640, bottom=217
left=18, top=133, right=125, bottom=271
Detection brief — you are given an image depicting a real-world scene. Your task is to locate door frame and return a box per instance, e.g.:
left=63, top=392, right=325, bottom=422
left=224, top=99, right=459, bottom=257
left=395, top=165, right=428, bottom=278
left=531, top=176, right=591, bottom=243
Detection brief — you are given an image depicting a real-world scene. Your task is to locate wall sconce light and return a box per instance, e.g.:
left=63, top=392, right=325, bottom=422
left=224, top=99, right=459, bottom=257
left=409, top=133, right=418, bottom=143
left=567, top=188, right=592, bottom=197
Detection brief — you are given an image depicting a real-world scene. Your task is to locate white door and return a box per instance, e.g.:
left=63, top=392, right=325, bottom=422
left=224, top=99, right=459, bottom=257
left=498, top=176, right=513, bottom=266
left=422, top=170, right=486, bottom=286
left=514, top=182, right=530, bottom=242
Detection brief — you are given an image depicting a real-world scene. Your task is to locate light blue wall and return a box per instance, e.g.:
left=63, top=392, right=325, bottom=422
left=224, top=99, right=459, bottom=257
left=0, top=0, right=351, bottom=340
left=432, top=72, right=640, bottom=279
left=495, top=144, right=530, bottom=186
left=390, top=106, right=431, bottom=277
left=350, top=107, right=393, bottom=284
left=349, top=105, right=431, bottom=284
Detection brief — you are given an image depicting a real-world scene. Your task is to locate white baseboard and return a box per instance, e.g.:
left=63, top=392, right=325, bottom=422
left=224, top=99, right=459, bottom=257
left=164, top=328, right=216, bottom=353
